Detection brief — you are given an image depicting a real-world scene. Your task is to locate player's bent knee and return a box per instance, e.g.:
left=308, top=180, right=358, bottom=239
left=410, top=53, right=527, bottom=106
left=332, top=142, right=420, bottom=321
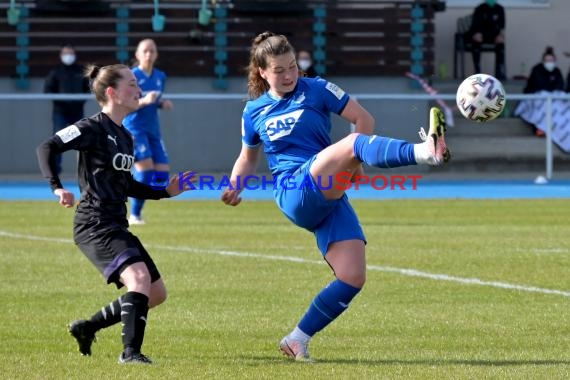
left=149, top=289, right=167, bottom=308
left=148, top=279, right=168, bottom=308
left=337, top=271, right=366, bottom=289
left=338, top=132, right=362, bottom=158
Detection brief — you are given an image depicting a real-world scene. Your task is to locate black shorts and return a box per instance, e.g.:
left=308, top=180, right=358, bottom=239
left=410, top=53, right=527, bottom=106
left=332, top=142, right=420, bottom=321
left=73, top=217, right=161, bottom=288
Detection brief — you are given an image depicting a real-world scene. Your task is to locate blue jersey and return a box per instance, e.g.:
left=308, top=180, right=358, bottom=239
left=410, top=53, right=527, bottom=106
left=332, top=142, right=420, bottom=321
left=242, top=77, right=349, bottom=178
left=123, top=66, right=167, bottom=136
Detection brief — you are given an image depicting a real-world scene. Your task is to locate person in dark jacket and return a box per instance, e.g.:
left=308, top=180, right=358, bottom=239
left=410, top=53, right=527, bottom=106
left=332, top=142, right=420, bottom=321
left=468, top=0, right=506, bottom=79
left=297, top=50, right=317, bottom=78
left=516, top=47, right=565, bottom=136
left=43, top=44, right=91, bottom=175
left=524, top=46, right=564, bottom=94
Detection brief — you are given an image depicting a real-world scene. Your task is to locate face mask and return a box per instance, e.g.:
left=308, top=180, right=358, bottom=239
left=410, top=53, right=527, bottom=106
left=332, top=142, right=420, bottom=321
left=61, top=54, right=76, bottom=66
left=543, top=62, right=556, bottom=72
left=298, top=59, right=312, bottom=71
left=486, top=0, right=496, bottom=6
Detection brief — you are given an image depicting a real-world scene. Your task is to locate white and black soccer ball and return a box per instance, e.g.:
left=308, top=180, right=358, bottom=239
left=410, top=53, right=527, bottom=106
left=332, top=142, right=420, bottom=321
left=456, top=73, right=506, bottom=122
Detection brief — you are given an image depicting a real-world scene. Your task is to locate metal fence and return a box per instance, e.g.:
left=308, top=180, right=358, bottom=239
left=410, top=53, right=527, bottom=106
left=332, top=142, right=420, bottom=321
left=1, top=91, right=568, bottom=178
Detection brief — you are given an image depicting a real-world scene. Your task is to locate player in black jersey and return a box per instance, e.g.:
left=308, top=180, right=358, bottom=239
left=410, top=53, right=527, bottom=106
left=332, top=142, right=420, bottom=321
left=37, top=63, right=195, bottom=365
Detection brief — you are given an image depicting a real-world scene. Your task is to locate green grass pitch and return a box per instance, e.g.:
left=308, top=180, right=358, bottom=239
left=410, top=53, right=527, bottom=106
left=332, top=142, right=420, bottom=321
left=1, top=199, right=570, bottom=379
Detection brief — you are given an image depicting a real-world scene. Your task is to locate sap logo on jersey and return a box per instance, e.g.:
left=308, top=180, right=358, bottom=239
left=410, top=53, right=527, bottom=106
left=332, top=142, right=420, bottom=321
left=265, top=110, right=303, bottom=141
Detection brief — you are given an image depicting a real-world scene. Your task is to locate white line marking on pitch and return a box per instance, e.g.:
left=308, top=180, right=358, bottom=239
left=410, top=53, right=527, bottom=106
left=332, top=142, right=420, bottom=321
left=2, top=229, right=570, bottom=298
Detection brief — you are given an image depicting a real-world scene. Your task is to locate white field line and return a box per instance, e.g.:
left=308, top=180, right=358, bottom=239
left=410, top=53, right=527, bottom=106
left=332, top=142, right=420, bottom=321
left=2, top=229, right=570, bottom=298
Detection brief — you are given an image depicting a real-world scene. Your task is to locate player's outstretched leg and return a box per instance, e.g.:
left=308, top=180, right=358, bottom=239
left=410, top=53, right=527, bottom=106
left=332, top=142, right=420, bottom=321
left=351, top=107, right=449, bottom=169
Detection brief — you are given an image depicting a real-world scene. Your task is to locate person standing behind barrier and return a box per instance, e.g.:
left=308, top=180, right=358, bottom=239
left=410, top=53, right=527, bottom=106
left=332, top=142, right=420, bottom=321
left=123, top=39, right=174, bottom=225
left=36, top=64, right=195, bottom=364
left=43, top=44, right=91, bottom=175
left=221, top=31, right=450, bottom=362
left=468, top=0, right=506, bottom=80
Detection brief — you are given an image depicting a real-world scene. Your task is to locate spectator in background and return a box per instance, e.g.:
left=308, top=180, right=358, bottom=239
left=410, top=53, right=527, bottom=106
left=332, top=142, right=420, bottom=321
left=515, top=46, right=567, bottom=138
left=566, top=66, right=570, bottom=93
left=297, top=49, right=317, bottom=78
left=43, top=44, right=91, bottom=175
left=524, top=46, right=564, bottom=95
left=468, top=0, right=506, bottom=80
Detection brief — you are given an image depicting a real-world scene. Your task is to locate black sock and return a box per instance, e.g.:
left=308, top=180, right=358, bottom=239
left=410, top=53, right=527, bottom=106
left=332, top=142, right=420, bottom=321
left=120, top=291, right=149, bottom=355
left=88, top=298, right=122, bottom=331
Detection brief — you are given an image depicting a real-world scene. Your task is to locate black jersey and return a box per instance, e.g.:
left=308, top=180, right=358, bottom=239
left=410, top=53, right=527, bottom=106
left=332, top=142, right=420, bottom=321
left=37, top=112, right=169, bottom=219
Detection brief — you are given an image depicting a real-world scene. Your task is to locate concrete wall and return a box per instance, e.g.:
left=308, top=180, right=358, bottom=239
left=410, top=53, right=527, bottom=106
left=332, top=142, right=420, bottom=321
left=435, top=0, right=570, bottom=80
left=0, top=77, right=429, bottom=176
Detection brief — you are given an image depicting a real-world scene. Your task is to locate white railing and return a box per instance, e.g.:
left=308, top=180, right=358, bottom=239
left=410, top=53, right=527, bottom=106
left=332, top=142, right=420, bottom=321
left=1, top=92, right=568, bottom=179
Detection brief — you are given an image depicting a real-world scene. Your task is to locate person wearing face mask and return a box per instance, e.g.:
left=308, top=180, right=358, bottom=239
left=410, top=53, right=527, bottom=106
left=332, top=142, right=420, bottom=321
left=515, top=46, right=565, bottom=136
left=297, top=50, right=317, bottom=78
left=43, top=44, right=91, bottom=175
left=524, top=46, right=564, bottom=94
left=468, top=0, right=506, bottom=80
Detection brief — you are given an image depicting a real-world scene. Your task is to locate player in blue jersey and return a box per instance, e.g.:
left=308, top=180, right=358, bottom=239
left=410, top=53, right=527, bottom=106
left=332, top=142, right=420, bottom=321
left=123, top=39, right=174, bottom=225
left=221, top=32, right=450, bottom=362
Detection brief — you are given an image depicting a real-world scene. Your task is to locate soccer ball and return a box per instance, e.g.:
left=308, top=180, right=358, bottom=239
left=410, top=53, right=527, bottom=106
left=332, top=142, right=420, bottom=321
left=456, top=73, right=506, bottom=122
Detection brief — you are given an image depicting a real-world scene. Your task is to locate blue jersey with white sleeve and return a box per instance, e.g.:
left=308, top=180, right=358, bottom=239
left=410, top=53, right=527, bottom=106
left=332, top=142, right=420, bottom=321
left=242, top=77, right=349, bottom=178
left=123, top=66, right=167, bottom=136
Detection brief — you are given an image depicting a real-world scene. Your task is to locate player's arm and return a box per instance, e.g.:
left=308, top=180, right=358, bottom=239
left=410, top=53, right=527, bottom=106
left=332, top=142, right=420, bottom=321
left=36, top=124, right=86, bottom=207
left=221, top=144, right=261, bottom=206
left=159, top=99, right=174, bottom=110
left=126, top=171, right=197, bottom=200
left=126, top=175, right=170, bottom=200
left=340, top=98, right=375, bottom=135
left=137, top=91, right=161, bottom=108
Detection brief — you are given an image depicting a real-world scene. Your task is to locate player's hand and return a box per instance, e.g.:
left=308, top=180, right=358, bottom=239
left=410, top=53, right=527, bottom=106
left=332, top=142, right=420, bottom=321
left=495, top=34, right=504, bottom=44
left=54, top=188, right=75, bottom=208
left=165, top=171, right=198, bottom=197
left=351, top=164, right=365, bottom=183
left=140, top=91, right=161, bottom=107
left=161, top=99, right=174, bottom=110
left=221, top=187, right=242, bottom=206
left=472, top=33, right=483, bottom=43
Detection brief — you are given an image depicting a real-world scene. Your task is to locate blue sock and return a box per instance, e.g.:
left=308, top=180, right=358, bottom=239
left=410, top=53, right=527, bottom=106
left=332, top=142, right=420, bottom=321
left=131, top=170, right=154, bottom=216
left=353, top=134, right=416, bottom=168
left=297, top=279, right=361, bottom=337
left=151, top=170, right=169, bottom=189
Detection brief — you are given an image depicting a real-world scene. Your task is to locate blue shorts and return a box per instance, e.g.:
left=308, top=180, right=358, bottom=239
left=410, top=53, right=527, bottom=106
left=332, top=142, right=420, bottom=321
left=131, top=132, right=169, bottom=164
left=275, top=155, right=366, bottom=255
